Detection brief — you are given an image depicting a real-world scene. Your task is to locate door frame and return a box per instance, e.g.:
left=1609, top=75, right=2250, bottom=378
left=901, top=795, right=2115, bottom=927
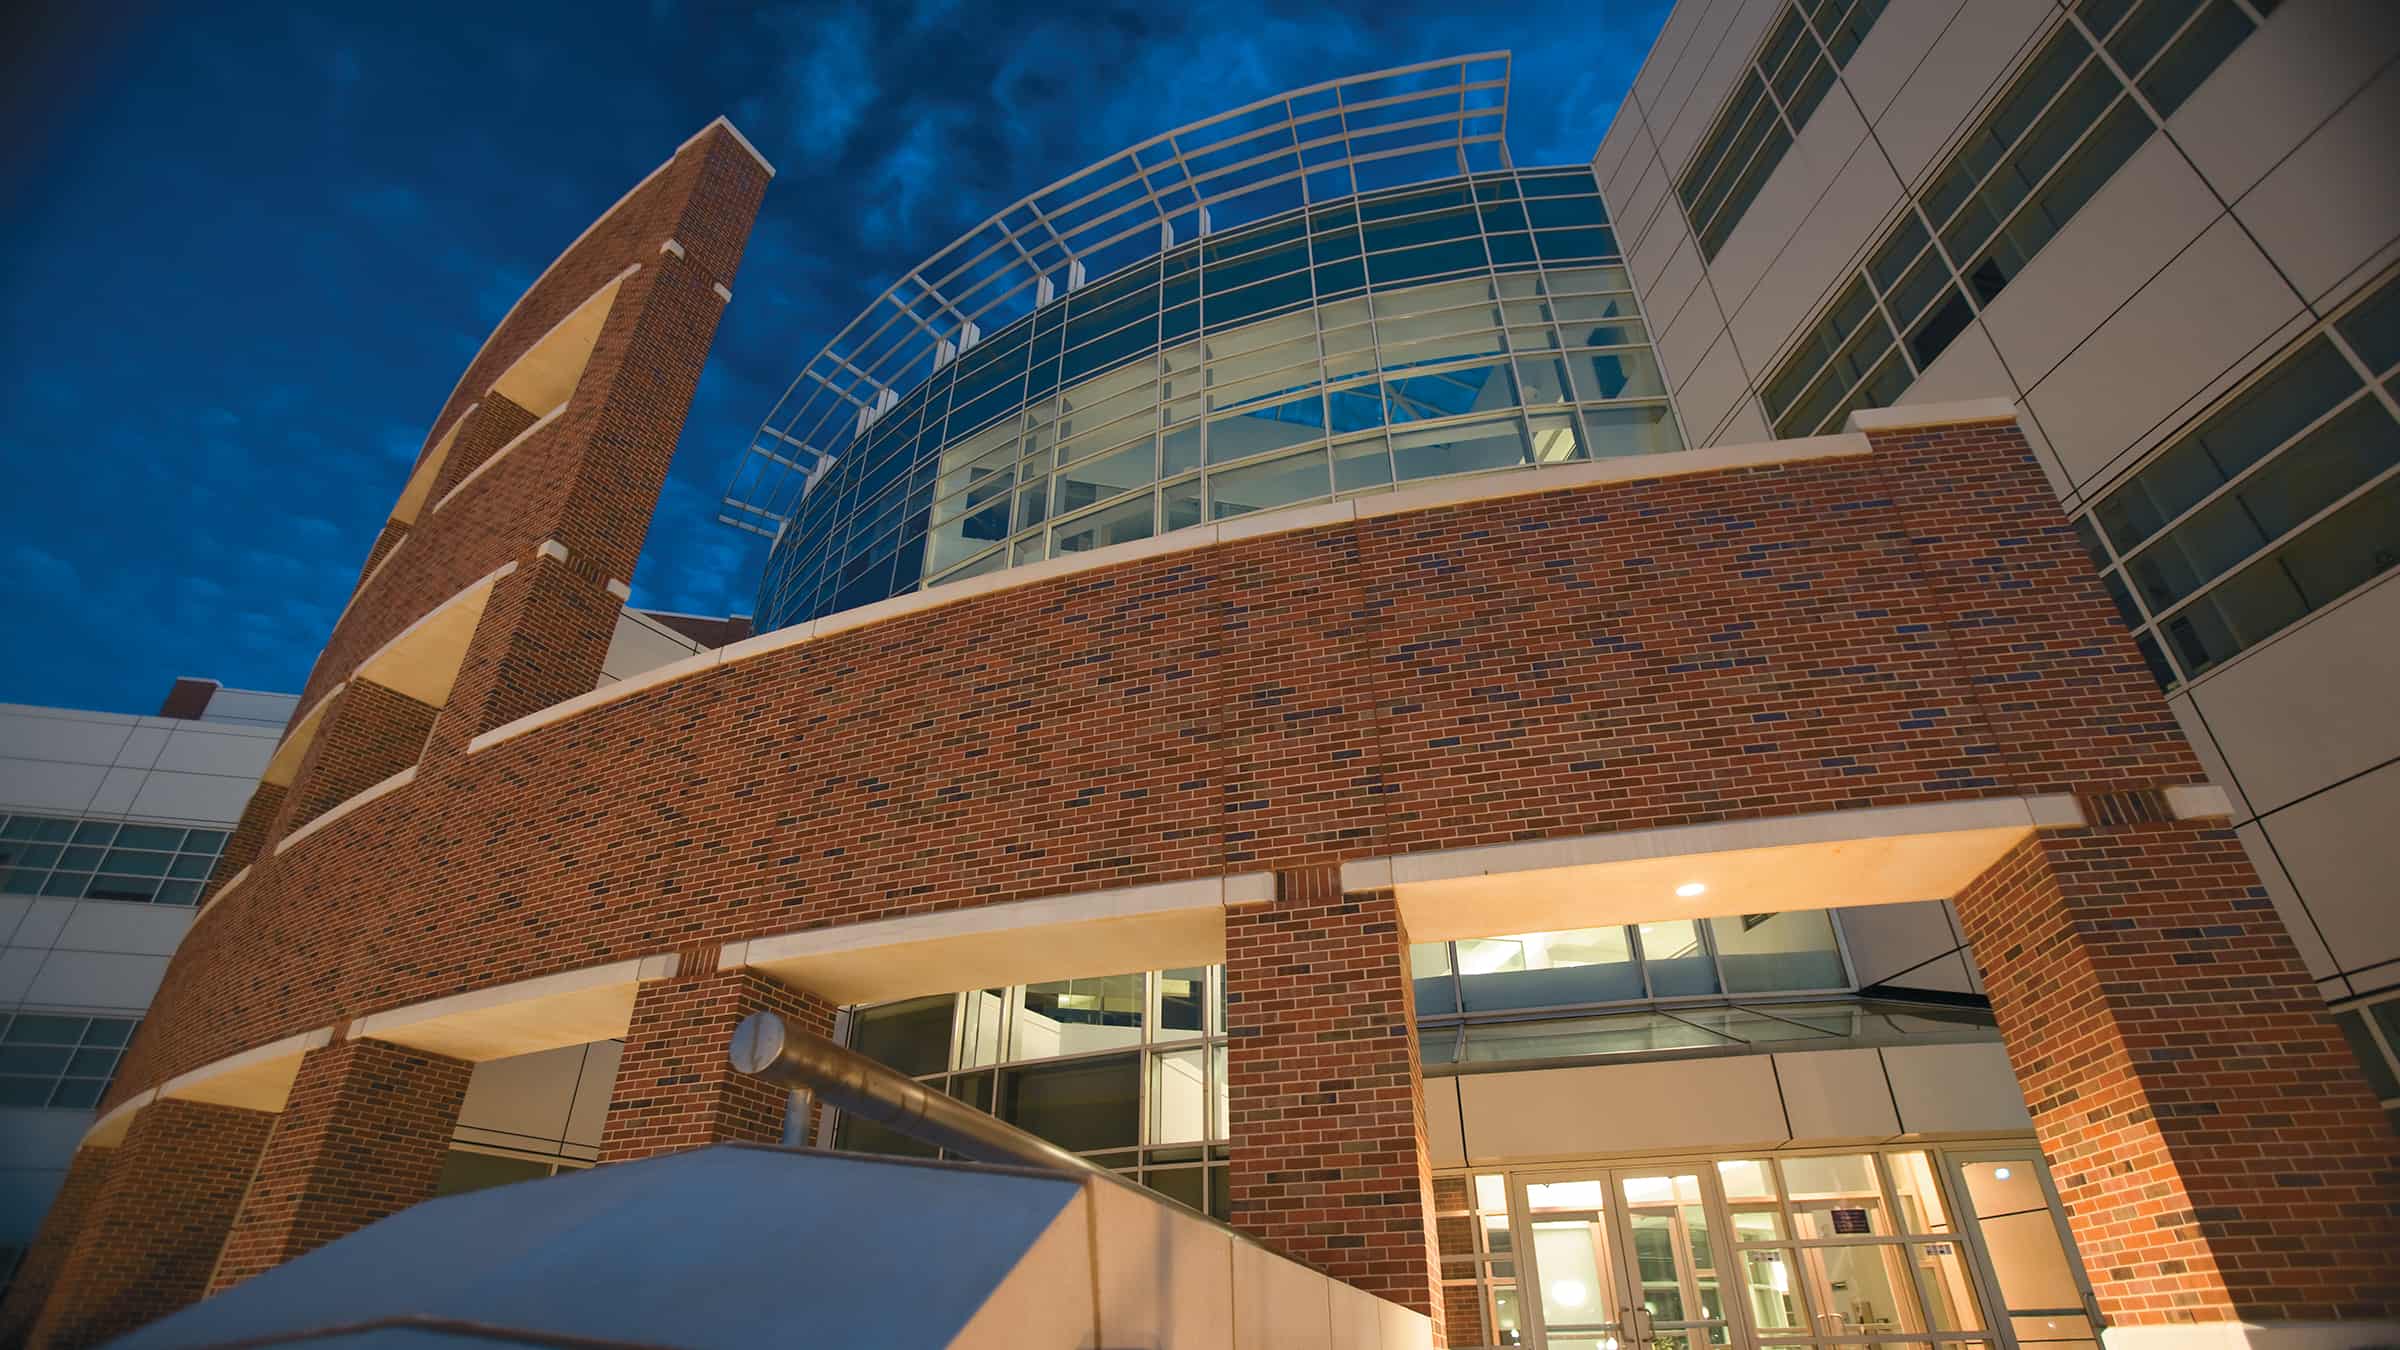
left=1509, top=1160, right=1759, bottom=1350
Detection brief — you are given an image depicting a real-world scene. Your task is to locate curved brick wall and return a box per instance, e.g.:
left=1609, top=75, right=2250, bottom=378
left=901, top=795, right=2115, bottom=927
left=110, top=422, right=2204, bottom=1107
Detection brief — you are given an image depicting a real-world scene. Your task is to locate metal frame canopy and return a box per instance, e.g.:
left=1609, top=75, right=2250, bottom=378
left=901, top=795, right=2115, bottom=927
left=721, top=52, right=1515, bottom=537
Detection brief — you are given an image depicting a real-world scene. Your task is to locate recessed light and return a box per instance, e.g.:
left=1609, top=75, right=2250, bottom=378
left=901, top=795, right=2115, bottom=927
left=1675, top=882, right=1706, bottom=898
left=1993, top=1167, right=2012, bottom=1181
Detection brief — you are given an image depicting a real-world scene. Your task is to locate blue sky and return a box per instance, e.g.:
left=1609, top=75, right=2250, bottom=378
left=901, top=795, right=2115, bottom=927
left=0, top=0, right=1668, bottom=714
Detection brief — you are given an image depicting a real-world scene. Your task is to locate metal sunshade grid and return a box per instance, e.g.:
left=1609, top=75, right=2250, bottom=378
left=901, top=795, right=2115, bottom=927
left=720, top=52, right=1516, bottom=538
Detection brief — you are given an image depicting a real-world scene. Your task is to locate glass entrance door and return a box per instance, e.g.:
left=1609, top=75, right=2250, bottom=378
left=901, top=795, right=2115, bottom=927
left=1515, top=1167, right=1746, bottom=1350
left=1942, top=1150, right=2102, bottom=1350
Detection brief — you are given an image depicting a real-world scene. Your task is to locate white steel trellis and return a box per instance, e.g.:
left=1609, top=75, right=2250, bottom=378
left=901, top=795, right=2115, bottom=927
left=720, top=52, right=1515, bottom=537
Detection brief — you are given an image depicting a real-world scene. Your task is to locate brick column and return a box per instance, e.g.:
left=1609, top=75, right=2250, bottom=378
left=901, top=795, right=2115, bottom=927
left=269, top=680, right=440, bottom=841
left=209, top=1038, right=473, bottom=1291
left=1956, top=817, right=2400, bottom=1337
left=29, top=1099, right=273, bottom=1348
left=423, top=553, right=621, bottom=761
left=0, top=1147, right=112, bottom=1346
left=1224, top=865, right=1443, bottom=1338
left=426, top=391, right=539, bottom=505
left=598, top=966, right=835, bottom=1163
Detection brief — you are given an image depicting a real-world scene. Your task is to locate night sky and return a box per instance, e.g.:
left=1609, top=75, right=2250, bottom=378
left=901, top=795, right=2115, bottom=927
left=0, top=0, right=1668, bottom=714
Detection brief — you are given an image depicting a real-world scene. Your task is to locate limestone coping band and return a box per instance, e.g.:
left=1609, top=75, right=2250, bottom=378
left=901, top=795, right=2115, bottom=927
left=713, top=283, right=734, bottom=303
left=274, top=765, right=417, bottom=857
left=343, top=951, right=684, bottom=1064
left=468, top=429, right=1875, bottom=756
left=660, top=239, right=686, bottom=259
left=336, top=532, right=409, bottom=629
left=80, top=1087, right=156, bottom=1149
left=698, top=114, right=776, bottom=177
left=1351, top=794, right=2087, bottom=945
left=390, top=402, right=477, bottom=529
left=719, top=872, right=1278, bottom=1006
left=427, top=400, right=571, bottom=520
left=157, top=1026, right=335, bottom=1114
left=198, top=863, right=252, bottom=916
left=262, top=681, right=347, bottom=787
left=1844, top=397, right=2018, bottom=434
left=2164, top=783, right=2235, bottom=819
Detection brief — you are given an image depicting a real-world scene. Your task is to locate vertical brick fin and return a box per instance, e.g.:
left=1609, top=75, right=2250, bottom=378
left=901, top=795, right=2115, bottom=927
left=29, top=1099, right=273, bottom=1348
left=1226, top=869, right=1443, bottom=1339
left=0, top=1146, right=113, bottom=1346
left=425, top=392, right=539, bottom=508
left=209, top=1039, right=472, bottom=1292
left=665, top=129, right=773, bottom=287
left=1955, top=824, right=2400, bottom=1325
left=597, top=969, right=835, bottom=1163
left=425, top=556, right=621, bottom=759
left=205, top=782, right=286, bottom=893
left=1865, top=420, right=2205, bottom=796
left=270, top=681, right=440, bottom=841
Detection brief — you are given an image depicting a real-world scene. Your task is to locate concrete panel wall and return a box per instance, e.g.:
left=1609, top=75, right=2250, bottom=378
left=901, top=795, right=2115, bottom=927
left=1593, top=0, right=2400, bottom=1028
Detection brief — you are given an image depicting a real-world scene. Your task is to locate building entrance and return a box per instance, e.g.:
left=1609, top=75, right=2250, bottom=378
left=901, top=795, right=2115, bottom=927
left=1443, top=1144, right=2099, bottom=1350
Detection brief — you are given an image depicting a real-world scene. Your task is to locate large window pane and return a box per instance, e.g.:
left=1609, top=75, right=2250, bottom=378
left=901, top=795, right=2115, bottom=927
left=1011, top=973, right=1143, bottom=1059
left=1150, top=1047, right=1207, bottom=1144
left=1392, top=418, right=1531, bottom=482
left=1781, top=1153, right=1891, bottom=1237
left=1208, top=447, right=1331, bottom=519
left=852, top=996, right=952, bottom=1077
left=1456, top=928, right=1644, bottom=1012
left=1583, top=404, right=1683, bottom=458
left=1638, top=920, right=1719, bottom=996
left=1709, top=911, right=1847, bottom=993
left=998, top=1054, right=1139, bottom=1152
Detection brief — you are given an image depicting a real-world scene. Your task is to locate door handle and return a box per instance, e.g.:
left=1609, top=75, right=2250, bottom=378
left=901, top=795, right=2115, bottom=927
left=1625, top=1306, right=1654, bottom=1343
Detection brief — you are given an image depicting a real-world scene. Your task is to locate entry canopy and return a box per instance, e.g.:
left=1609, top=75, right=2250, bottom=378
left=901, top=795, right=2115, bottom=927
left=119, top=1146, right=1078, bottom=1348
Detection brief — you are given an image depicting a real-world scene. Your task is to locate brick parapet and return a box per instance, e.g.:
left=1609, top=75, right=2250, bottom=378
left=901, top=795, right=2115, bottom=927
left=597, top=967, right=834, bottom=1163
left=208, top=1038, right=472, bottom=1291
left=423, top=554, right=622, bottom=762
left=113, top=421, right=2224, bottom=1109
left=27, top=1099, right=272, bottom=1348
left=1955, top=824, right=2400, bottom=1324
left=0, top=1147, right=112, bottom=1347
left=1225, top=867, right=1442, bottom=1335
left=269, top=680, right=439, bottom=843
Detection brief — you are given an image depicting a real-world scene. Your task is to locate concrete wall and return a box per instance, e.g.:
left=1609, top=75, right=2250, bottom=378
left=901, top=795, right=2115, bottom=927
left=1595, top=0, right=2400, bottom=1014
left=0, top=700, right=280, bottom=1269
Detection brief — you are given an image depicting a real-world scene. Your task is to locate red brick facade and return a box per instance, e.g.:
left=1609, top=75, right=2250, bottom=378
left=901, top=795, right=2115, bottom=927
left=598, top=966, right=834, bottom=1162
left=30, top=135, right=2393, bottom=1340
left=1226, top=867, right=1443, bottom=1335
left=28, top=1100, right=273, bottom=1348
left=1957, top=824, right=2400, bottom=1325
left=0, top=1148, right=111, bottom=1346
left=269, top=681, right=439, bottom=841
left=208, top=1038, right=474, bottom=1291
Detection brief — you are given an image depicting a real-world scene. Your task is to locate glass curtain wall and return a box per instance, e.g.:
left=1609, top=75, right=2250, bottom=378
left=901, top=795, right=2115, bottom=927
left=758, top=167, right=1682, bottom=629
left=832, top=966, right=1230, bottom=1217
left=0, top=813, right=230, bottom=907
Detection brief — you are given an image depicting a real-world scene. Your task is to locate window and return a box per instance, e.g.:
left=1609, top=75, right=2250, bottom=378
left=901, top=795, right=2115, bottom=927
left=835, top=966, right=1229, bottom=1218
left=2332, top=993, right=2400, bottom=1137
left=0, top=1013, right=136, bottom=1108
left=1762, top=0, right=2274, bottom=437
left=2077, top=270, right=2400, bottom=685
left=0, top=814, right=229, bottom=907
left=1676, top=0, right=1890, bottom=259
left=1413, top=909, right=1853, bottom=1020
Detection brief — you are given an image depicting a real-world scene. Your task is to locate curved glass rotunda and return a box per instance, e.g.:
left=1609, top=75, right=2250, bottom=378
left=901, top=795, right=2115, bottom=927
left=726, top=55, right=1687, bottom=630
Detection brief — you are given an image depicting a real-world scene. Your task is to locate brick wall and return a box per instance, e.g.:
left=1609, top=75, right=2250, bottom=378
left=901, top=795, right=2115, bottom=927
left=597, top=966, right=834, bottom=1162
left=202, top=781, right=285, bottom=898
left=270, top=681, right=439, bottom=841
left=29, top=1100, right=272, bottom=1348
left=0, top=1147, right=111, bottom=1346
left=1225, top=867, right=1442, bottom=1334
left=112, top=420, right=2218, bottom=1109
left=424, top=555, right=621, bottom=761
left=1957, top=824, right=2400, bottom=1324
left=209, top=1038, right=473, bottom=1291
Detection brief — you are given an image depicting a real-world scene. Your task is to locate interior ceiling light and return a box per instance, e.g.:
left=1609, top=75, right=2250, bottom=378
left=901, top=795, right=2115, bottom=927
left=1675, top=882, right=1707, bottom=898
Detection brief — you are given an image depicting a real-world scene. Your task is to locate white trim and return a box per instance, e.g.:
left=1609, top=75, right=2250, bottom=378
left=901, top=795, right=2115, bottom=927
left=337, top=532, right=408, bottom=628
left=156, top=1026, right=333, bottom=1104
left=467, top=646, right=725, bottom=753
left=1341, top=795, right=2084, bottom=894
left=197, top=863, right=251, bottom=916
left=605, top=578, right=632, bottom=601
left=346, top=560, right=521, bottom=689
left=428, top=402, right=569, bottom=518
left=80, top=1087, right=156, bottom=1148
left=691, top=114, right=775, bottom=177
left=1845, top=398, right=2018, bottom=433
left=713, top=282, right=734, bottom=303
left=2165, top=782, right=2235, bottom=819
left=474, top=436, right=1877, bottom=755
left=659, top=238, right=686, bottom=259
left=346, top=955, right=654, bottom=1043
left=719, top=872, right=1273, bottom=972
left=537, top=538, right=570, bottom=563
left=274, top=765, right=418, bottom=857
